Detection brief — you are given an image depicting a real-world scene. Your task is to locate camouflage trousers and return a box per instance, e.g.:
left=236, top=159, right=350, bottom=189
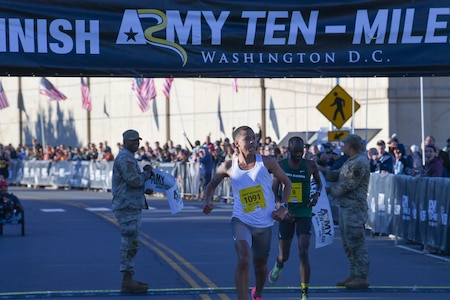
left=339, top=206, right=370, bottom=279
left=114, top=208, right=142, bottom=273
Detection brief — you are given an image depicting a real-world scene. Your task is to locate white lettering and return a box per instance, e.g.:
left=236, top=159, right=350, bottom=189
left=264, top=11, right=288, bottom=45
left=425, top=8, right=449, bottom=43
left=372, top=50, right=382, bottom=62
left=9, top=19, right=35, bottom=53
left=1, top=18, right=99, bottom=54
left=349, top=50, right=360, bottom=62
left=202, top=11, right=229, bottom=45
left=288, top=11, right=318, bottom=45
left=75, top=20, right=100, bottom=54
left=388, top=9, right=402, bottom=44
left=49, top=19, right=73, bottom=54
left=167, top=10, right=201, bottom=45
left=353, top=9, right=388, bottom=44
left=402, top=9, right=422, bottom=43
left=242, top=11, right=266, bottom=45
left=0, top=19, right=5, bottom=51
left=37, top=19, right=48, bottom=53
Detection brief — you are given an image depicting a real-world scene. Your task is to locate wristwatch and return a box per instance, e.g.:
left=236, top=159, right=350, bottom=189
left=280, top=202, right=288, bottom=209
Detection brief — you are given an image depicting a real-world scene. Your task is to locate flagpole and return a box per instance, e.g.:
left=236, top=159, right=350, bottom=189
left=39, top=92, right=46, bottom=150
left=305, top=78, right=309, bottom=142
left=87, top=77, right=91, bottom=143
left=365, top=77, right=369, bottom=142
left=260, top=78, right=266, bottom=143
left=18, top=77, right=23, bottom=146
left=166, top=94, right=170, bottom=142
left=420, top=77, right=425, bottom=164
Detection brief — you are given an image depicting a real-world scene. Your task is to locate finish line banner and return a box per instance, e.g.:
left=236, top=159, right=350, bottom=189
left=1, top=0, right=449, bottom=77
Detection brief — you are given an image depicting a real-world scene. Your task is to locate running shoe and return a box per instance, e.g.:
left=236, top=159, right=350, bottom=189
left=251, top=286, right=262, bottom=300
left=267, top=261, right=282, bottom=284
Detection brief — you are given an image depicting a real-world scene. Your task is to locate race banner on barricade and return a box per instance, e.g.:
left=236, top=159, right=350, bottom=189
left=50, top=161, right=72, bottom=187
left=414, top=177, right=430, bottom=245
left=103, top=162, right=114, bottom=190
left=425, top=178, right=450, bottom=251
left=311, top=173, right=334, bottom=248
left=34, top=160, right=52, bottom=186
left=175, top=162, right=187, bottom=198
left=20, top=160, right=35, bottom=186
left=215, top=177, right=233, bottom=203
left=70, top=161, right=90, bottom=188
left=145, top=169, right=183, bottom=214
left=367, top=173, right=395, bottom=234
left=184, top=162, right=200, bottom=199
left=89, top=161, right=110, bottom=189
left=392, top=175, right=412, bottom=239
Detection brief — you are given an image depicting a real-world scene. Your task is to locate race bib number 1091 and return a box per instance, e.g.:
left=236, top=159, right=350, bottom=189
left=239, top=184, right=266, bottom=213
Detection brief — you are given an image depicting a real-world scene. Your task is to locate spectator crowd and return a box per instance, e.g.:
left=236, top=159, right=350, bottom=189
left=0, top=129, right=449, bottom=180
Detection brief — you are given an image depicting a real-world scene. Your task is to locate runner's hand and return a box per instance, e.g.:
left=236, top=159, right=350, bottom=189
left=203, top=202, right=214, bottom=214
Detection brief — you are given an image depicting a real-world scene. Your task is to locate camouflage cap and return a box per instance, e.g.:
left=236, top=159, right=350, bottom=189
left=122, top=129, right=142, bottom=141
left=341, top=134, right=362, bottom=150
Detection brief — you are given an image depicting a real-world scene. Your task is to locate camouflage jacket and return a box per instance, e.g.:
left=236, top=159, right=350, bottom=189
left=112, top=148, right=151, bottom=211
left=325, top=152, right=370, bottom=209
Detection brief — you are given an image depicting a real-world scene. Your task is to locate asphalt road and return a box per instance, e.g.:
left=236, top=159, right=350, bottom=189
left=1, top=186, right=450, bottom=300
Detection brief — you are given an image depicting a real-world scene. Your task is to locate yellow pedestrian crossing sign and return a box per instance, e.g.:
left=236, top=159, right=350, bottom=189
left=316, top=84, right=360, bottom=129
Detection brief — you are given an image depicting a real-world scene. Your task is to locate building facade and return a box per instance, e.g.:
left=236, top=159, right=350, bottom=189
left=0, top=76, right=448, bottom=152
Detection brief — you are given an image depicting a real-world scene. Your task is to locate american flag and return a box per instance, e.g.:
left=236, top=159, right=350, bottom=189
left=232, top=78, right=238, bottom=93
left=162, top=78, right=174, bottom=99
left=0, top=81, right=10, bottom=110
left=39, top=77, right=67, bottom=100
left=80, top=77, right=92, bottom=111
left=132, top=78, right=156, bottom=112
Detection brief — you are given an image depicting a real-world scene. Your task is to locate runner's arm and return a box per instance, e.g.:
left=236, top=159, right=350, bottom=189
left=202, top=160, right=230, bottom=214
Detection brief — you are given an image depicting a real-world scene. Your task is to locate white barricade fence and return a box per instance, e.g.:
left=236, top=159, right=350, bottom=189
left=70, top=161, right=91, bottom=188
left=12, top=159, right=450, bottom=253
left=89, top=161, right=113, bottom=190
left=50, top=160, right=72, bottom=187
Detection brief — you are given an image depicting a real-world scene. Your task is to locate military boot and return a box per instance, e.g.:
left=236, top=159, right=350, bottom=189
left=336, top=276, right=354, bottom=286
left=121, top=271, right=148, bottom=293
left=345, top=277, right=369, bottom=289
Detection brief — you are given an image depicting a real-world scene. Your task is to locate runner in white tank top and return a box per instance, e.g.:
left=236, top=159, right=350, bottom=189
left=230, top=153, right=275, bottom=228
left=202, top=125, right=292, bottom=300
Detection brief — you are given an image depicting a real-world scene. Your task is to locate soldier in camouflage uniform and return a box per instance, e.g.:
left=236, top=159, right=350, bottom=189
left=323, top=134, right=370, bottom=289
left=112, top=129, right=153, bottom=293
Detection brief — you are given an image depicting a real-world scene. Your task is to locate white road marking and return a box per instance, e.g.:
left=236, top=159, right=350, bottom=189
left=41, top=208, right=66, bottom=212
left=85, top=207, right=111, bottom=212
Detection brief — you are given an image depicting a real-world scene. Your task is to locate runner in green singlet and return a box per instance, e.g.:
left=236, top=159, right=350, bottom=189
left=268, top=136, right=322, bottom=300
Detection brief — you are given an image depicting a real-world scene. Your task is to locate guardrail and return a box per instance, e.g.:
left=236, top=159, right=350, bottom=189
left=7, top=160, right=450, bottom=253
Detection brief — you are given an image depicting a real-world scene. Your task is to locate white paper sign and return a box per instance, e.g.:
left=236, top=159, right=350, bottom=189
left=145, top=169, right=183, bottom=214
left=311, top=172, right=335, bottom=248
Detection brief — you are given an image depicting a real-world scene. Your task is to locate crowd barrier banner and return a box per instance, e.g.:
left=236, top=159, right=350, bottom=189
left=89, top=161, right=112, bottom=190
left=393, top=175, right=411, bottom=240
left=70, top=161, right=91, bottom=188
left=367, top=173, right=395, bottom=234
left=34, top=160, right=52, bottom=186
left=415, top=177, right=429, bottom=246
left=425, top=178, right=450, bottom=251
left=9, top=160, right=450, bottom=252
left=50, top=160, right=72, bottom=187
